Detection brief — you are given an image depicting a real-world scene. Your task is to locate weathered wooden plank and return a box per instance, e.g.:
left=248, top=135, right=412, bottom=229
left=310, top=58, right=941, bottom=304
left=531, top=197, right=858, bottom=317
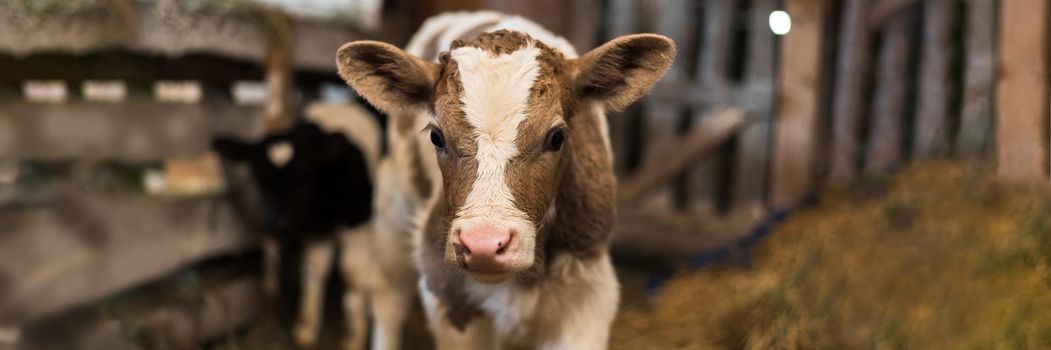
left=648, top=81, right=772, bottom=111
left=771, top=0, right=829, bottom=208
left=745, top=0, right=777, bottom=83
left=481, top=0, right=568, bottom=34
left=730, top=0, right=778, bottom=218
left=955, top=0, right=995, bottom=155
left=611, top=208, right=755, bottom=265
left=0, top=192, right=253, bottom=324
left=641, top=0, right=695, bottom=209
left=0, top=53, right=265, bottom=86
left=604, top=0, right=641, bottom=175
left=18, top=274, right=260, bottom=350
left=619, top=108, right=750, bottom=204
left=0, top=1, right=368, bottom=72
left=0, top=100, right=263, bottom=161
left=688, top=0, right=737, bottom=213
left=828, top=0, right=873, bottom=185
left=698, top=0, right=737, bottom=82
left=264, top=10, right=292, bottom=133
left=912, top=0, right=957, bottom=157
left=996, top=0, right=1049, bottom=183
left=866, top=9, right=917, bottom=174
left=565, top=0, right=601, bottom=53
left=162, top=153, right=225, bottom=196
left=869, top=0, right=922, bottom=28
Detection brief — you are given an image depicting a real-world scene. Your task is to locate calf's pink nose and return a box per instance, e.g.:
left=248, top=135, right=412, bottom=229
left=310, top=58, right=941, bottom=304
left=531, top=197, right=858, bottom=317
left=456, top=224, right=513, bottom=272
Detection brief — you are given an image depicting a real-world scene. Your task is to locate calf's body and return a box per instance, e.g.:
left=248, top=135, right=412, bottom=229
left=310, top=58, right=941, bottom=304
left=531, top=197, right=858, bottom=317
left=213, top=103, right=380, bottom=349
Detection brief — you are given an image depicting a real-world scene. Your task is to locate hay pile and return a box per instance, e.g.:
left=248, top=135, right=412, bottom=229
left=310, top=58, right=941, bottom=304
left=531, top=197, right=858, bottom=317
left=612, top=161, right=1051, bottom=349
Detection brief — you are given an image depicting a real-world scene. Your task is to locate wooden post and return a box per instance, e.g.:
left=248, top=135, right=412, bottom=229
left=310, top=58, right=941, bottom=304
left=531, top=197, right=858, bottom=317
left=730, top=0, right=778, bottom=218
left=828, top=0, right=872, bottom=185
left=0, top=194, right=252, bottom=324
left=698, top=0, right=736, bottom=81
left=641, top=0, right=695, bottom=209
left=866, top=9, right=917, bottom=174
left=485, top=0, right=565, bottom=34
left=619, top=108, right=750, bottom=204
left=611, top=209, right=754, bottom=264
left=689, top=0, right=736, bottom=213
left=956, top=0, right=995, bottom=155
left=771, top=0, right=829, bottom=208
left=262, top=8, right=292, bottom=134
left=564, top=0, right=600, bottom=53
left=16, top=275, right=260, bottom=350
left=912, top=0, right=956, bottom=157
left=996, top=0, right=1049, bottom=183
left=605, top=0, right=642, bottom=176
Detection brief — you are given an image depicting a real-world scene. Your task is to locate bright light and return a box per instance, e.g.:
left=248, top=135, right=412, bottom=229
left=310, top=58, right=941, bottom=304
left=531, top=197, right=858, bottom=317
left=769, top=10, right=791, bottom=35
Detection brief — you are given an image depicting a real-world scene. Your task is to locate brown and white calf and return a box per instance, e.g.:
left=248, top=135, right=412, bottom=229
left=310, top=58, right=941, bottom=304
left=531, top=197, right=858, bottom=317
left=337, top=12, right=675, bottom=349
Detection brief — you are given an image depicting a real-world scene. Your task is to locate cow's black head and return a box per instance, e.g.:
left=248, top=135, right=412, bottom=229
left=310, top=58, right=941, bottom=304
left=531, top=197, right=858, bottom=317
left=213, top=121, right=373, bottom=236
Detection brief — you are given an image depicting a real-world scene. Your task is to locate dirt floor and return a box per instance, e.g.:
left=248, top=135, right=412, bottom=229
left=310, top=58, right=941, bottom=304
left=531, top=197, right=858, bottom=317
left=210, top=161, right=1051, bottom=349
left=611, top=161, right=1051, bottom=349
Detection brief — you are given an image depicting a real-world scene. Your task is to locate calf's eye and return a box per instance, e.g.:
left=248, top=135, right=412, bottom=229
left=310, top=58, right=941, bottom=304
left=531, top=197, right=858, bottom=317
left=545, top=128, right=566, bottom=151
left=430, top=128, right=447, bottom=150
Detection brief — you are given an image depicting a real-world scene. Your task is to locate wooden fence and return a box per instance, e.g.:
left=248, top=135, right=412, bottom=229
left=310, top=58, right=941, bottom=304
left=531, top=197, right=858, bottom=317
left=0, top=1, right=368, bottom=345
left=776, top=0, right=1047, bottom=192
left=575, top=0, right=780, bottom=259
left=570, top=0, right=1049, bottom=258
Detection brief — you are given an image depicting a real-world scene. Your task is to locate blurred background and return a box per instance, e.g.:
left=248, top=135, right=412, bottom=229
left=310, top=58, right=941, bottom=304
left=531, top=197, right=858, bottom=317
left=2, top=0, right=1050, bottom=349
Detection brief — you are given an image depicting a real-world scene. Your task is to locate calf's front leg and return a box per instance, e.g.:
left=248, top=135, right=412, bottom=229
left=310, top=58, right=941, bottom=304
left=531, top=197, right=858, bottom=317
left=294, top=238, right=335, bottom=348
left=262, top=237, right=281, bottom=300
left=339, top=230, right=371, bottom=350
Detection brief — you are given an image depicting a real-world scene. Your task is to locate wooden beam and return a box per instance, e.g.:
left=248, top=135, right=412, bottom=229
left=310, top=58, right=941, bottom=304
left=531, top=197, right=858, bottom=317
left=996, top=0, right=1050, bottom=183
left=564, top=0, right=600, bottom=53
left=263, top=8, right=293, bottom=133
left=648, top=80, right=772, bottom=111
left=912, top=0, right=957, bottom=157
left=731, top=0, right=778, bottom=218
left=604, top=0, right=642, bottom=175
left=828, top=0, right=873, bottom=185
left=866, top=9, right=917, bottom=174
left=0, top=1, right=368, bottom=72
left=611, top=209, right=755, bottom=265
left=771, top=0, right=829, bottom=208
left=18, top=274, right=260, bottom=350
left=619, top=108, right=750, bottom=205
left=689, top=0, right=737, bottom=212
left=698, top=0, right=736, bottom=81
left=868, top=0, right=921, bottom=29
left=488, top=0, right=566, bottom=35
left=0, top=192, right=253, bottom=324
left=640, top=0, right=696, bottom=209
left=955, top=0, right=996, bottom=155
left=0, top=100, right=262, bottom=162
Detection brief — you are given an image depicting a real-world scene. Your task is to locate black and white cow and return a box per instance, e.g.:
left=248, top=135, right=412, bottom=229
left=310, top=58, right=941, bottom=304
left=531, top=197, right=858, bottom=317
left=213, top=102, right=380, bottom=349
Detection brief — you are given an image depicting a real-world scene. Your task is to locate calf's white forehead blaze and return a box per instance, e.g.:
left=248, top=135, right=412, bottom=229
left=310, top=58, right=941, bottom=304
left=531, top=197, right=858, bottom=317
left=450, top=44, right=542, bottom=226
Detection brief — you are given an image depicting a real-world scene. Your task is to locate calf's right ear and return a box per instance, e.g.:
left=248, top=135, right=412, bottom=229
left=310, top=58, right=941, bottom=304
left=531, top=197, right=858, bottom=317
left=336, top=41, right=439, bottom=115
left=573, top=34, right=676, bottom=111
left=211, top=137, right=254, bottom=162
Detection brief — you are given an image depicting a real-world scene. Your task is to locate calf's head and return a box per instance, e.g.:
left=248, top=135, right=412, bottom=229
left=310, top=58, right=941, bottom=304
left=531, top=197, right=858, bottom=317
left=213, top=122, right=372, bottom=234
left=338, top=31, right=674, bottom=283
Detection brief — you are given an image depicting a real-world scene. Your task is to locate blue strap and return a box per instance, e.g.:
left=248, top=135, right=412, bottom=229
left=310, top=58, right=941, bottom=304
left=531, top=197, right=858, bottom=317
left=644, top=194, right=817, bottom=297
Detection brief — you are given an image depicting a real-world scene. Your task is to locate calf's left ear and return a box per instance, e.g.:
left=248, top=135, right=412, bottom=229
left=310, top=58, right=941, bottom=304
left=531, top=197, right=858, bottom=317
left=572, top=34, right=676, bottom=111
